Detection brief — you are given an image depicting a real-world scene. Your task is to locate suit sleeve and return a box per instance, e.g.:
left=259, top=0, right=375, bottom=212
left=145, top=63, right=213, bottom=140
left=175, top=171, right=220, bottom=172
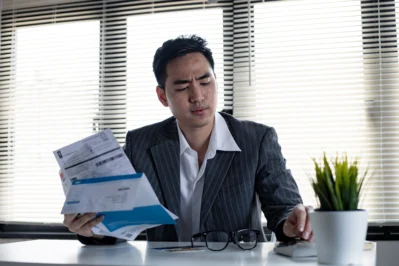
left=254, top=127, right=303, bottom=241
left=77, top=234, right=126, bottom=245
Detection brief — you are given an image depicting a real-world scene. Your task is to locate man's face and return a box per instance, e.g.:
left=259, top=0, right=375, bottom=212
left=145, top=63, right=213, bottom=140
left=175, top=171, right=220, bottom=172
left=156, top=52, right=217, bottom=131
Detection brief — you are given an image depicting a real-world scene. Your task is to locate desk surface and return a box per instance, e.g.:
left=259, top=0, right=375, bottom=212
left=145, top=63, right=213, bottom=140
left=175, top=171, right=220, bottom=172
left=0, top=240, right=376, bottom=266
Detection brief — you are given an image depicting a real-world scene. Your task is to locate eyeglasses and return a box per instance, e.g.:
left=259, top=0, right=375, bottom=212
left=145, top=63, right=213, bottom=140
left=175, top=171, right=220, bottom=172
left=191, top=229, right=260, bottom=251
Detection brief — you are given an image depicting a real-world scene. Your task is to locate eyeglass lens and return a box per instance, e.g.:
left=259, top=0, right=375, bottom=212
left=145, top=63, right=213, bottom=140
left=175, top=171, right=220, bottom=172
left=202, top=230, right=257, bottom=251
left=235, top=229, right=257, bottom=250
left=205, top=231, right=229, bottom=251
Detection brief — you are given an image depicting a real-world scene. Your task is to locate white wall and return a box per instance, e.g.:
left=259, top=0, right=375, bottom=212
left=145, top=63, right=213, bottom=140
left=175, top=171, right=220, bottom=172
left=0, top=239, right=30, bottom=244
left=2, top=0, right=85, bottom=10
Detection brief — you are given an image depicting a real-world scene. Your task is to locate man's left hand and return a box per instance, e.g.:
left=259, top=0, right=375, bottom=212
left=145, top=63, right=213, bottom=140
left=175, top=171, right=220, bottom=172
left=283, top=204, right=314, bottom=241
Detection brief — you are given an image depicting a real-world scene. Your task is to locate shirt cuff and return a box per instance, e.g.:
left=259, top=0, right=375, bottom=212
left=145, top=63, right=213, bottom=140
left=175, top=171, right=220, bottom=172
left=77, top=234, right=120, bottom=245
left=274, top=219, right=297, bottom=242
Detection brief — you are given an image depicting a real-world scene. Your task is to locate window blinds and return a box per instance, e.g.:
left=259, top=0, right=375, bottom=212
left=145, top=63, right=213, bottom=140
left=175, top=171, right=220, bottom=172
left=234, top=0, right=399, bottom=223
left=126, top=8, right=227, bottom=129
left=0, top=0, right=232, bottom=223
left=1, top=0, right=399, bottom=225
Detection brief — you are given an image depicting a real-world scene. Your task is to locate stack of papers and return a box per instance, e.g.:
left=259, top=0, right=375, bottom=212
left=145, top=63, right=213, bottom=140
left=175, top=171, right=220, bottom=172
left=53, top=129, right=178, bottom=240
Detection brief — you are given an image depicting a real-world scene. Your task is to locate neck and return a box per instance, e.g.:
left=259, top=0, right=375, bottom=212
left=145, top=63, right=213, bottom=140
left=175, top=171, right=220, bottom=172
left=179, top=118, right=215, bottom=157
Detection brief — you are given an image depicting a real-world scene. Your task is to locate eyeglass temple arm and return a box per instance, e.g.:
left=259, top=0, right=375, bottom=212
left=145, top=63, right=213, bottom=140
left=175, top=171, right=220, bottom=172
left=191, top=232, right=203, bottom=238
left=191, top=232, right=203, bottom=247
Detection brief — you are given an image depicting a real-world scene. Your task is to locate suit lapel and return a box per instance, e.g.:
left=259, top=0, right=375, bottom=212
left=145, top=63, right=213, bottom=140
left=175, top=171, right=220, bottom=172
left=150, top=120, right=181, bottom=234
left=200, top=151, right=236, bottom=228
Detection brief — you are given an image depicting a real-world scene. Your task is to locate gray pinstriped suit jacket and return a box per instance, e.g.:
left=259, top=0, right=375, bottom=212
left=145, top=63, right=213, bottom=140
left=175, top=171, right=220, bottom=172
left=123, top=112, right=302, bottom=242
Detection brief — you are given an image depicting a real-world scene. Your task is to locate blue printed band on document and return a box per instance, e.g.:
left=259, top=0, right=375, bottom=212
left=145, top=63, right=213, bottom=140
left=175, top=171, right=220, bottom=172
left=53, top=129, right=178, bottom=240
left=62, top=173, right=176, bottom=232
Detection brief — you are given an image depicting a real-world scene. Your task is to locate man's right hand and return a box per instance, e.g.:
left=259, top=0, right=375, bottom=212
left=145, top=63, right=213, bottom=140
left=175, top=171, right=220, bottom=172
left=63, top=213, right=104, bottom=238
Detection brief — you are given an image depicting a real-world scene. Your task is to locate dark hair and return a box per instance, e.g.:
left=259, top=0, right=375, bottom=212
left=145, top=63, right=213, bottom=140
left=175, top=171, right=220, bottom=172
left=152, top=35, right=215, bottom=89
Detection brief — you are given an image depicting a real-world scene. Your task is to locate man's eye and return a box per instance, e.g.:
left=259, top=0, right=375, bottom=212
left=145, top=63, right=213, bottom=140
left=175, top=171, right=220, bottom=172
left=200, top=82, right=210, bottom=86
left=176, top=87, right=188, bottom=91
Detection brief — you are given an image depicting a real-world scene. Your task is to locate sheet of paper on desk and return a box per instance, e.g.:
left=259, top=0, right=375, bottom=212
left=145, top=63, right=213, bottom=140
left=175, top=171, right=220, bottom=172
left=53, top=129, right=178, bottom=240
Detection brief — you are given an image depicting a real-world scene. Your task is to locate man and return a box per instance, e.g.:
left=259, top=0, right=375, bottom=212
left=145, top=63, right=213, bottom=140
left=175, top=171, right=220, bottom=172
left=64, top=35, right=313, bottom=244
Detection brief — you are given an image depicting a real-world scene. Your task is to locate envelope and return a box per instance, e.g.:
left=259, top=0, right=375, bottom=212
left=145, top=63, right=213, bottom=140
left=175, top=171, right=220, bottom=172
left=62, top=173, right=176, bottom=232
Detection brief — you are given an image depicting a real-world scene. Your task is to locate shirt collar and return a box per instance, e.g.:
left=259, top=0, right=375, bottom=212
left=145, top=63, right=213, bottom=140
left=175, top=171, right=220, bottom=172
left=177, top=112, right=241, bottom=156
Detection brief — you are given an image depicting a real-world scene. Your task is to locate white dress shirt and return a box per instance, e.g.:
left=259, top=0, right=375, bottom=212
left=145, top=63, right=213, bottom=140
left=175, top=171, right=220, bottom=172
left=177, top=112, right=241, bottom=241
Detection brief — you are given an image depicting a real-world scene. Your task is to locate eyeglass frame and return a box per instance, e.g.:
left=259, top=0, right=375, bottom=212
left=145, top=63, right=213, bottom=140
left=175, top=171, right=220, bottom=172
left=190, top=229, right=261, bottom=251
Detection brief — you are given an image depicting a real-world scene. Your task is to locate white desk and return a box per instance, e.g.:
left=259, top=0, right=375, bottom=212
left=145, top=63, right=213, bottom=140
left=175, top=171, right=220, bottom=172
left=0, top=240, right=376, bottom=266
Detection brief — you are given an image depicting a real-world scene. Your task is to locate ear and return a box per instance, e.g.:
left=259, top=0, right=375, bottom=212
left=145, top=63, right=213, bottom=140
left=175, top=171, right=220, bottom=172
left=212, top=70, right=217, bottom=90
left=156, top=86, right=168, bottom=107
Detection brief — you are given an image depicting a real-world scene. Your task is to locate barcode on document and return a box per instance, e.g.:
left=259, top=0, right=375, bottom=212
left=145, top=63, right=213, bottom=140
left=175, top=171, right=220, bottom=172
left=95, top=153, right=124, bottom=167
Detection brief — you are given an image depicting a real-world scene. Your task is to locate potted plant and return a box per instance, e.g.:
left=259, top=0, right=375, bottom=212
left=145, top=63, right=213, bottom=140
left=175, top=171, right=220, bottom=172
left=309, top=153, right=369, bottom=265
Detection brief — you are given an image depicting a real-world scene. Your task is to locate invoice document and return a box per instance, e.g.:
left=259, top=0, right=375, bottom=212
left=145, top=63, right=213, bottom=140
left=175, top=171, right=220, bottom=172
left=53, top=129, right=177, bottom=240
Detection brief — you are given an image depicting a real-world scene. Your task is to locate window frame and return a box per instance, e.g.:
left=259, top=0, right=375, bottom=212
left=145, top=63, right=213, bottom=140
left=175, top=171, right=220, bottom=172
left=1, top=0, right=399, bottom=240
left=0, top=0, right=232, bottom=237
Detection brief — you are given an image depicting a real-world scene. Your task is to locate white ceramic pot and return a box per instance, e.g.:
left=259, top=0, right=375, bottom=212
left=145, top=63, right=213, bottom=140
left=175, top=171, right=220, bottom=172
left=309, top=210, right=368, bottom=265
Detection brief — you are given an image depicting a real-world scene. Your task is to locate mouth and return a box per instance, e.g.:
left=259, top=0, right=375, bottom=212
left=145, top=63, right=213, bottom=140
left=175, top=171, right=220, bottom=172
left=191, top=107, right=208, bottom=115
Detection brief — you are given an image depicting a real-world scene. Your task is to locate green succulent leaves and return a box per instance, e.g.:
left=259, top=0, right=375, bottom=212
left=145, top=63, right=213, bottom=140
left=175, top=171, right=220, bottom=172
left=311, top=153, right=367, bottom=211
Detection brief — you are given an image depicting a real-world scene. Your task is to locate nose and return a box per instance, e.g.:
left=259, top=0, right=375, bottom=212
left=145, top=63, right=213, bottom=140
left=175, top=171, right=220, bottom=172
left=189, top=83, right=204, bottom=103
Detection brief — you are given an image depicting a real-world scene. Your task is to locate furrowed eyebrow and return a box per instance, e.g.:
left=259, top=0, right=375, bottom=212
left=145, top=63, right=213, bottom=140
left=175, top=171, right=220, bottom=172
left=196, top=72, right=211, bottom=80
left=172, top=72, right=211, bottom=85
left=173, top=79, right=190, bottom=85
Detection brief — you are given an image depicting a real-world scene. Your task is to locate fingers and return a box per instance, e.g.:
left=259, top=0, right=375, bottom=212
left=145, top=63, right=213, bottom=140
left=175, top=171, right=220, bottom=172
left=63, top=213, right=104, bottom=236
left=283, top=219, right=300, bottom=237
left=308, top=231, right=314, bottom=242
left=69, top=213, right=96, bottom=232
left=283, top=204, right=314, bottom=241
left=301, top=206, right=313, bottom=240
left=63, top=213, right=79, bottom=227
left=78, top=215, right=104, bottom=235
left=283, top=204, right=305, bottom=237
left=293, top=204, right=307, bottom=232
